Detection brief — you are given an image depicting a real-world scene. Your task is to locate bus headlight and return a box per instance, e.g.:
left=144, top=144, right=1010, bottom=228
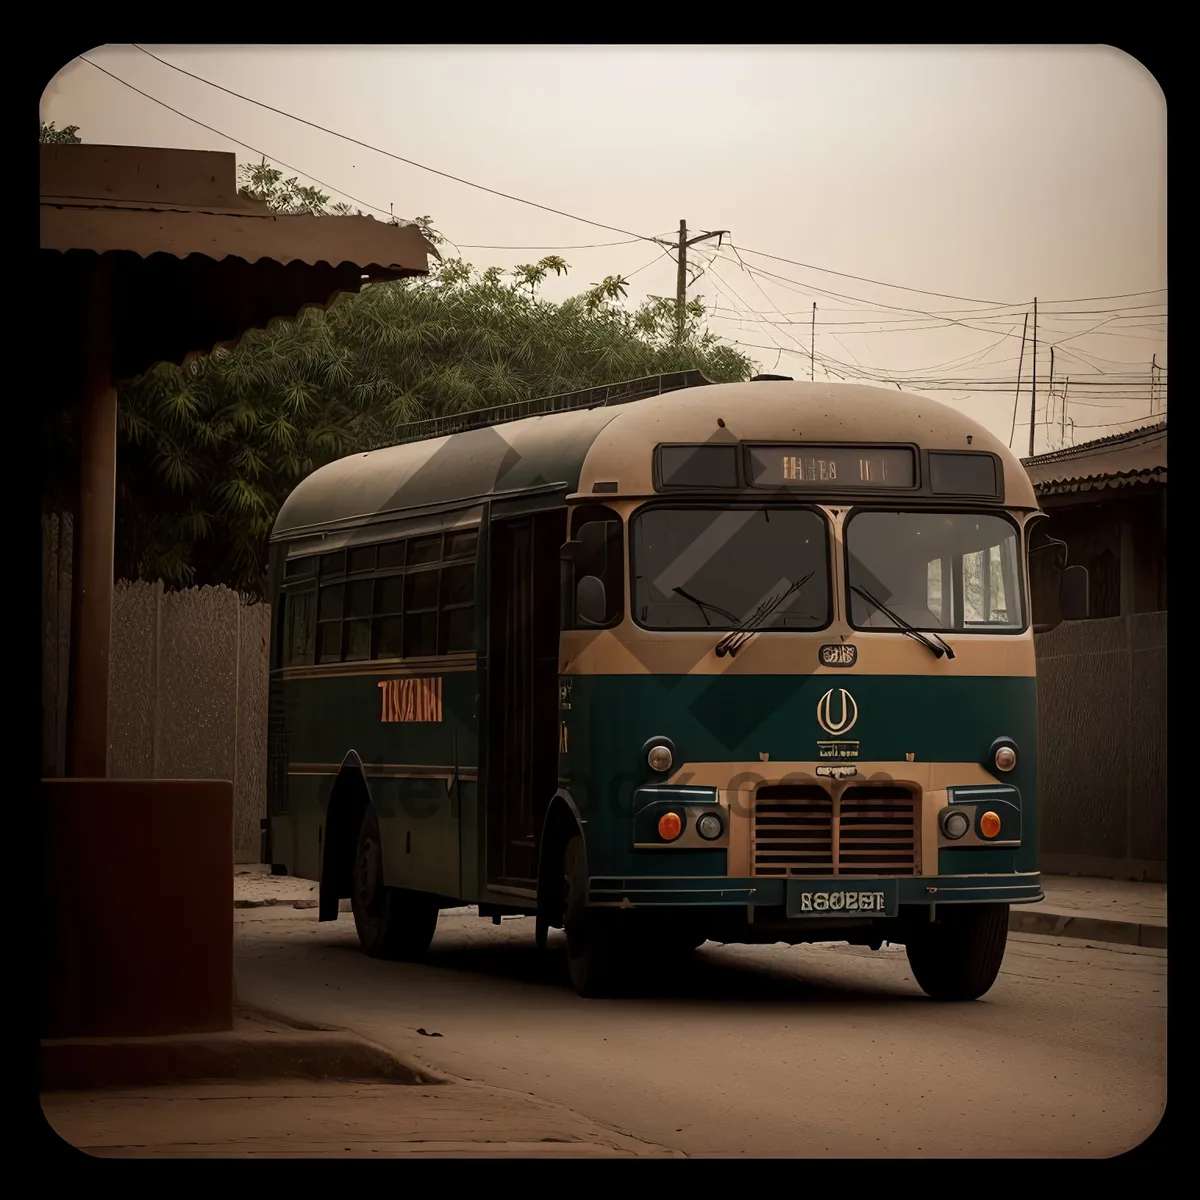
left=941, top=809, right=970, bottom=840
left=696, top=812, right=723, bottom=841
left=988, top=737, right=1018, bottom=774
left=647, top=744, right=673, bottom=772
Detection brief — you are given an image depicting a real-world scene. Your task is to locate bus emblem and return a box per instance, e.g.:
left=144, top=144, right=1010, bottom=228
left=816, top=688, right=858, bottom=737
left=819, top=644, right=857, bottom=668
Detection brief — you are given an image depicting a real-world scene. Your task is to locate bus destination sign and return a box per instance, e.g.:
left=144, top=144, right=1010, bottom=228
left=748, top=445, right=915, bottom=489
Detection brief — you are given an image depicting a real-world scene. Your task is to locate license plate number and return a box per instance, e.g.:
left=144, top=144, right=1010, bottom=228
left=785, top=881, right=898, bottom=918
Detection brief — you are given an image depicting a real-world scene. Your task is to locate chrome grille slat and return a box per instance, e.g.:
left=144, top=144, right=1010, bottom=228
left=752, top=785, right=918, bottom=878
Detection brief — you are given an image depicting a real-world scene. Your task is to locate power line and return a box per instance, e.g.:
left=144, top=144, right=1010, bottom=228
left=78, top=55, right=405, bottom=224
left=726, top=253, right=1169, bottom=346
left=126, top=44, right=657, bottom=244
left=733, top=243, right=1166, bottom=310
left=91, top=47, right=1173, bottom=342
left=458, top=239, right=641, bottom=250
left=125, top=47, right=1171, bottom=320
left=735, top=244, right=1011, bottom=306
left=623, top=246, right=676, bottom=280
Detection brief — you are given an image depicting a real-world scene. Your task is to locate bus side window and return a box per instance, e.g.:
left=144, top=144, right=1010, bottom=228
left=283, top=588, right=316, bottom=665
left=567, top=505, right=624, bottom=628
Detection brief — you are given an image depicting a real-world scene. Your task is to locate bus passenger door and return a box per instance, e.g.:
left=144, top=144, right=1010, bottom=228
left=485, top=511, right=564, bottom=888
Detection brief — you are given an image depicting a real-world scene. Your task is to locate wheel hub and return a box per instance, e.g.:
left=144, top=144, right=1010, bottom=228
left=356, top=836, right=380, bottom=911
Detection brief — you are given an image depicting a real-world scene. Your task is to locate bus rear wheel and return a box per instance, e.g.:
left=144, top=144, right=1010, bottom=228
left=905, top=903, right=1010, bottom=1001
left=350, top=805, right=438, bottom=961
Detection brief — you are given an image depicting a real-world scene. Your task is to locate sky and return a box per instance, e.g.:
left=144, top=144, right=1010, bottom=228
left=41, top=45, right=1167, bottom=455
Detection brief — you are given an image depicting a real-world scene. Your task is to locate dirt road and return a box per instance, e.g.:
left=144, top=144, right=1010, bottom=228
left=234, top=906, right=1165, bottom=1158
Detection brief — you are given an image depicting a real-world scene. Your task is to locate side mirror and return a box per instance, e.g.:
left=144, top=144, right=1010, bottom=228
left=1060, top=565, right=1089, bottom=622
left=576, top=575, right=608, bottom=626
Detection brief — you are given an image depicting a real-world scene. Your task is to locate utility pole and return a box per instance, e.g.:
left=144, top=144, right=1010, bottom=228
left=1047, top=345, right=1055, bottom=440
left=1061, top=377, right=1070, bottom=445
left=659, top=221, right=729, bottom=343
left=1008, top=311, right=1029, bottom=448
left=1028, top=298, right=1038, bottom=458
left=811, top=303, right=816, bottom=380
left=1150, top=353, right=1159, bottom=415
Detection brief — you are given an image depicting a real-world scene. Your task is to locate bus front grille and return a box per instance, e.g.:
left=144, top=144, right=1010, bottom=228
left=753, top=785, right=917, bottom=877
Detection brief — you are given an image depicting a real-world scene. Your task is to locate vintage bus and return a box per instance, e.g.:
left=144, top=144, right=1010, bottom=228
left=264, top=372, right=1086, bottom=1000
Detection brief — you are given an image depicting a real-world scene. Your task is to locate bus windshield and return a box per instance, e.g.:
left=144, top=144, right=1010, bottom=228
left=631, top=506, right=830, bottom=631
left=846, top=510, right=1024, bottom=633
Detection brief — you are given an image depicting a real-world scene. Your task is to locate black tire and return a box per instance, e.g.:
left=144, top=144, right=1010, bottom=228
left=350, top=805, right=438, bottom=961
left=905, top=903, right=1010, bottom=1001
left=562, top=834, right=621, bottom=997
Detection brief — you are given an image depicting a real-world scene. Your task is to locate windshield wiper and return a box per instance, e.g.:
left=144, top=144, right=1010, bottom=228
left=850, top=584, right=955, bottom=659
left=716, top=572, right=815, bottom=658
left=672, top=586, right=738, bottom=627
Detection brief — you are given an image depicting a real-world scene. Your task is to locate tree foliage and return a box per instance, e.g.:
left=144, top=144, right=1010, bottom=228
left=40, top=120, right=82, bottom=144
left=42, top=132, right=756, bottom=596
left=117, top=252, right=755, bottom=596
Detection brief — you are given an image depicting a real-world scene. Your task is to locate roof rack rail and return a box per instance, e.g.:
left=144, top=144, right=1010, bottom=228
left=375, top=369, right=716, bottom=449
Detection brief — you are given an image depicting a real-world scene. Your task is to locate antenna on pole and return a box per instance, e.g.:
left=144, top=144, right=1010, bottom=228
left=811, top=303, right=816, bottom=381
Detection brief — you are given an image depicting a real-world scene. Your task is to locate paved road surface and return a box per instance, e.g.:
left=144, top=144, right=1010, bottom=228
left=235, top=907, right=1165, bottom=1158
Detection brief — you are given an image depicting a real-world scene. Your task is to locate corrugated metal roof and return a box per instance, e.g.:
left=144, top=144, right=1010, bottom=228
left=1022, top=421, right=1166, bottom=495
left=39, top=143, right=437, bottom=384
left=41, top=143, right=435, bottom=278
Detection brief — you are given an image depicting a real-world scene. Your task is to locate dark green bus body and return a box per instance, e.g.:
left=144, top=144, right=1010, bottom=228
left=265, top=375, right=1050, bottom=978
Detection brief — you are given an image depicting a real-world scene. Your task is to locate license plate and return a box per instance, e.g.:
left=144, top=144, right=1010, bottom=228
left=785, top=880, right=898, bottom=918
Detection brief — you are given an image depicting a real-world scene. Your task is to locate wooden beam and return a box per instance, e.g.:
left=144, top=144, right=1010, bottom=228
left=67, top=256, right=116, bottom=778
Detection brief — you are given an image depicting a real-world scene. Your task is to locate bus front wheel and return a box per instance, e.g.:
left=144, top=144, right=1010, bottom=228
left=562, top=834, right=620, bottom=997
left=350, top=805, right=438, bottom=961
left=905, top=903, right=1010, bottom=1001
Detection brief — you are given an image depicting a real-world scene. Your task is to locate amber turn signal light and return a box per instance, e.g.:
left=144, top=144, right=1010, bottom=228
left=980, top=811, right=1002, bottom=839
left=658, top=812, right=682, bottom=841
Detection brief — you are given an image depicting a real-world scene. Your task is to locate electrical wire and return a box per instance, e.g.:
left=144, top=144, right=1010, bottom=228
left=127, top=47, right=1169, bottom=318
left=125, top=45, right=658, bottom=244
left=96, top=45, right=1172, bottom=330
left=733, top=244, right=1165, bottom=309
left=458, top=239, right=641, bottom=250
left=77, top=56, right=408, bottom=224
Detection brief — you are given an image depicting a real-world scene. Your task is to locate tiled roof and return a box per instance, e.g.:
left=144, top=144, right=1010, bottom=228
left=1022, top=420, right=1166, bottom=494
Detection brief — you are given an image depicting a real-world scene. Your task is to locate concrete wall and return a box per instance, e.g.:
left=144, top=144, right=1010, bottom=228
left=108, top=580, right=270, bottom=864
left=1034, top=613, right=1167, bottom=882
left=41, top=514, right=270, bottom=864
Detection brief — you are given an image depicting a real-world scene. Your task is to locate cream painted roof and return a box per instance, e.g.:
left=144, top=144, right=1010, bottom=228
left=274, top=378, right=1039, bottom=539
left=577, top=380, right=1039, bottom=509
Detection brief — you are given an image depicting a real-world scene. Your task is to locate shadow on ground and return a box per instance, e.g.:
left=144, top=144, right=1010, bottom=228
left=306, top=916, right=928, bottom=1008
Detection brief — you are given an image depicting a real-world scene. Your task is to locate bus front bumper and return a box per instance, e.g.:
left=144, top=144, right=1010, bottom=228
left=587, top=874, right=1042, bottom=913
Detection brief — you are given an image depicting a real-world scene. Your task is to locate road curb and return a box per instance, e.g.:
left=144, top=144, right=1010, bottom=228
left=236, top=899, right=1167, bottom=948
left=1009, top=908, right=1166, bottom=950
left=41, top=1028, right=445, bottom=1091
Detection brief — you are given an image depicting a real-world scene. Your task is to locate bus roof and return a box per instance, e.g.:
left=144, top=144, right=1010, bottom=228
left=272, top=379, right=1038, bottom=540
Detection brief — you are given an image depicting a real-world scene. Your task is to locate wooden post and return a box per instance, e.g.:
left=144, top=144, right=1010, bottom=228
left=67, top=256, right=117, bottom=778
